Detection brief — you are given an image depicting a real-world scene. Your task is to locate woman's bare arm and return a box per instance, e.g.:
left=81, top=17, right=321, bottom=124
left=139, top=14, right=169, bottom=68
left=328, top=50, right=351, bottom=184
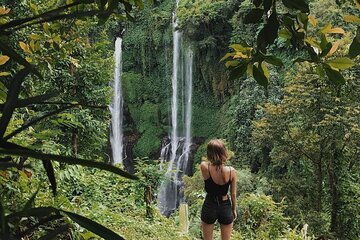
left=230, top=167, right=237, bottom=220
left=200, top=161, right=208, bottom=179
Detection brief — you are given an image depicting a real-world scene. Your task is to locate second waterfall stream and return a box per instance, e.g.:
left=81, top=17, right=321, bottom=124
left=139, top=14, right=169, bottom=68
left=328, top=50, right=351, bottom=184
left=158, top=0, right=194, bottom=216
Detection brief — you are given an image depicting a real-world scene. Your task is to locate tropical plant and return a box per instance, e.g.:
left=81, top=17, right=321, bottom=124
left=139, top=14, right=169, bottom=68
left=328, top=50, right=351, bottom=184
left=0, top=0, right=146, bottom=239
left=251, top=58, right=360, bottom=237
left=222, top=0, right=359, bottom=88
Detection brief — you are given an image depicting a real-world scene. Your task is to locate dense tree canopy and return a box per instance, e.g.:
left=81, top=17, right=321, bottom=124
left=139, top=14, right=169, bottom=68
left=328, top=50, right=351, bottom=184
left=0, top=0, right=359, bottom=239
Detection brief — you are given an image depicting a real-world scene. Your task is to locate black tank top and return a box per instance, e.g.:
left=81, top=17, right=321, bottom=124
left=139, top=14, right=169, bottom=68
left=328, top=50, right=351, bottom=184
left=204, top=164, right=231, bottom=196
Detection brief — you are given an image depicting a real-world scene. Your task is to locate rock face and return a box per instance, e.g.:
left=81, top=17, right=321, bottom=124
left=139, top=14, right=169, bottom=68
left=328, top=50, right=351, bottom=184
left=119, top=134, right=204, bottom=176
left=120, top=103, right=138, bottom=174
left=108, top=1, right=227, bottom=216
left=156, top=135, right=204, bottom=217
left=122, top=132, right=140, bottom=174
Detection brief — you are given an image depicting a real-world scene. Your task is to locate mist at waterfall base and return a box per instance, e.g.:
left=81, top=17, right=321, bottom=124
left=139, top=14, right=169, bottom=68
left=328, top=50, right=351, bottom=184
left=157, top=14, right=194, bottom=216
left=110, top=37, right=124, bottom=165
left=108, top=13, right=194, bottom=216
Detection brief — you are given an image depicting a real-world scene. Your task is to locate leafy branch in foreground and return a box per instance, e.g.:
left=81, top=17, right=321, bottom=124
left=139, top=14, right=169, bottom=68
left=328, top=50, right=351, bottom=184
left=4, top=204, right=125, bottom=240
left=222, top=0, right=358, bottom=88
left=0, top=0, right=145, bottom=238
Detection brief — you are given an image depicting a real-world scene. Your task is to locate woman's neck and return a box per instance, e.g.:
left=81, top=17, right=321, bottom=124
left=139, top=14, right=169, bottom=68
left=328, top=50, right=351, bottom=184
left=210, top=163, right=224, bottom=171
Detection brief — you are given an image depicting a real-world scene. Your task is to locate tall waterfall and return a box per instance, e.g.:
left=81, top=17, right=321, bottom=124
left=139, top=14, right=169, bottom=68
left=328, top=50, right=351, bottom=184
left=184, top=50, right=193, bottom=164
left=158, top=2, right=194, bottom=215
left=110, top=37, right=124, bottom=164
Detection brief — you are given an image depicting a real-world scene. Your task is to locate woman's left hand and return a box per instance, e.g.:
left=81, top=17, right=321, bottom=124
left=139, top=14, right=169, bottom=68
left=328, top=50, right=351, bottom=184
left=232, top=209, right=237, bottom=221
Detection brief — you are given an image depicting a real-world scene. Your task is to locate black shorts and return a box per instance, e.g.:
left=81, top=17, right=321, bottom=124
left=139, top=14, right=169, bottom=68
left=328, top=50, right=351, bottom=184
left=201, top=194, right=234, bottom=225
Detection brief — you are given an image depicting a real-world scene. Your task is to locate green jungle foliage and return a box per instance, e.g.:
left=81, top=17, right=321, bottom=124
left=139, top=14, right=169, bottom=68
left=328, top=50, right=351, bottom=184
left=0, top=0, right=183, bottom=239
left=0, top=0, right=359, bottom=239
left=121, top=0, right=223, bottom=158
left=177, top=0, right=359, bottom=239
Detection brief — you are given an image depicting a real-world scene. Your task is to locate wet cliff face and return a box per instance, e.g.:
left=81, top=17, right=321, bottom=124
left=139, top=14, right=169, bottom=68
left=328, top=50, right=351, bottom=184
left=115, top=0, right=238, bottom=166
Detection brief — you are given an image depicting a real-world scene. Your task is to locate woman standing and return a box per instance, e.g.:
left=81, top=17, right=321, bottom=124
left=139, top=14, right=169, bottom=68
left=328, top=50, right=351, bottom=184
left=200, top=139, right=237, bottom=240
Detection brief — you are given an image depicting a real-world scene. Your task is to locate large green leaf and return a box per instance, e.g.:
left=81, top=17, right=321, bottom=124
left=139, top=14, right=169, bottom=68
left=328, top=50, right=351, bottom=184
left=10, top=207, right=124, bottom=239
left=279, top=28, right=292, bottom=40
left=229, top=44, right=248, bottom=52
left=264, top=55, right=284, bottom=66
left=6, top=207, right=59, bottom=220
left=282, top=15, right=294, bottom=28
left=252, top=64, right=269, bottom=87
left=325, top=57, right=355, bottom=70
left=306, top=44, right=320, bottom=62
left=244, top=9, right=264, bottom=24
left=282, top=0, right=309, bottom=12
left=22, top=188, right=40, bottom=212
left=229, top=62, right=248, bottom=81
left=297, top=12, right=308, bottom=30
left=0, top=41, right=41, bottom=78
left=257, top=12, right=279, bottom=51
left=0, top=148, right=138, bottom=180
left=263, top=0, right=273, bottom=12
left=316, top=65, right=325, bottom=78
left=42, top=160, right=57, bottom=196
left=220, top=52, right=235, bottom=62
left=225, top=60, right=240, bottom=68
left=323, top=63, right=345, bottom=85
left=319, top=42, right=332, bottom=57
left=4, top=105, right=75, bottom=140
left=349, top=37, right=360, bottom=58
left=319, top=33, right=328, bottom=51
left=349, top=27, right=360, bottom=58
left=62, top=210, right=124, bottom=240
left=0, top=67, right=31, bottom=138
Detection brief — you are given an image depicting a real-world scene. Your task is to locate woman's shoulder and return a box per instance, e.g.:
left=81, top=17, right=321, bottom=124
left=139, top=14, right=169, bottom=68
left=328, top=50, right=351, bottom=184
left=228, top=166, right=236, bottom=180
left=227, top=166, right=236, bottom=175
left=229, top=166, right=236, bottom=171
left=199, top=161, right=209, bottom=178
left=200, top=161, right=208, bottom=169
left=201, top=161, right=212, bottom=173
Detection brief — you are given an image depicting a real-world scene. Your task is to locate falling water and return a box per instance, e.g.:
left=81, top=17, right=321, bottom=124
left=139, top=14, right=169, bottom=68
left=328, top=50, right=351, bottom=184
left=183, top=49, right=193, bottom=166
left=158, top=1, right=194, bottom=214
left=170, top=27, right=181, bottom=165
left=110, top=37, right=124, bottom=164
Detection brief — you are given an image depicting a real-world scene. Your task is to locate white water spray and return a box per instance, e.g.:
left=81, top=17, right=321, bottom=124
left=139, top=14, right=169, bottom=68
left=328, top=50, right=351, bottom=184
left=183, top=49, right=193, bottom=166
left=110, top=37, right=124, bottom=164
left=158, top=2, right=194, bottom=214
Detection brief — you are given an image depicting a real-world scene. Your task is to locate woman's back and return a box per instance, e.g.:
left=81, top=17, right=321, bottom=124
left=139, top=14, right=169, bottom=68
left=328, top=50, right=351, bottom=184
left=201, top=162, right=233, bottom=196
left=200, top=139, right=237, bottom=240
left=201, top=162, right=233, bottom=184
